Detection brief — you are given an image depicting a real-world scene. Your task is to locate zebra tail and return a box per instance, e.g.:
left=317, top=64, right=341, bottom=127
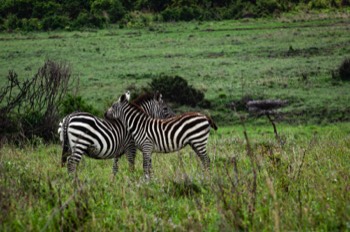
left=207, top=116, right=218, bottom=131
left=61, top=115, right=71, bottom=167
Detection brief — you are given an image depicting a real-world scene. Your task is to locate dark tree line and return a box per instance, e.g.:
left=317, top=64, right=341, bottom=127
left=1, top=0, right=349, bottom=31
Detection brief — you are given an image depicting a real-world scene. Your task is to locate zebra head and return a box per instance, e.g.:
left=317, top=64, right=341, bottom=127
left=137, top=91, right=175, bottom=119
left=153, top=91, right=175, bottom=118
left=107, top=91, right=130, bottom=119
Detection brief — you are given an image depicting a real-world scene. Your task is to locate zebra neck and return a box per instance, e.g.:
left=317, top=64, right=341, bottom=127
left=124, top=104, right=150, bottom=132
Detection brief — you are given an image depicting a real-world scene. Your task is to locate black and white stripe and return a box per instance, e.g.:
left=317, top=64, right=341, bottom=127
left=58, top=92, right=174, bottom=175
left=107, top=91, right=218, bottom=178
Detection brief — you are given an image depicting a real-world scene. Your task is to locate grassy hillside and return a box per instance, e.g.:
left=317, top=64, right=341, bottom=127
left=1, top=12, right=350, bottom=125
left=1, top=123, right=349, bottom=231
left=1, top=12, right=349, bottom=231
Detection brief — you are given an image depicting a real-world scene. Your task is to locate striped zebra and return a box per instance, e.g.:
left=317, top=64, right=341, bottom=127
left=107, top=91, right=218, bottom=178
left=58, top=92, right=174, bottom=175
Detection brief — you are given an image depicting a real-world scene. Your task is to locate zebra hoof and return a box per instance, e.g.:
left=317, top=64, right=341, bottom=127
left=143, top=174, right=152, bottom=182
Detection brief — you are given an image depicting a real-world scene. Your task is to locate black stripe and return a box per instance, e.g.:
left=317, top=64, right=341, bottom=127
left=175, top=117, right=207, bottom=146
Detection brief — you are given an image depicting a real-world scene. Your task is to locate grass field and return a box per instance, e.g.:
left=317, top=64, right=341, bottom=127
left=1, top=12, right=350, bottom=231
left=1, top=123, right=349, bottom=231
left=1, top=12, right=350, bottom=124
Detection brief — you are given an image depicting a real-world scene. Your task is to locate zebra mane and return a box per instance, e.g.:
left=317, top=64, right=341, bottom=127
left=132, top=92, right=157, bottom=106
left=129, top=101, right=149, bottom=116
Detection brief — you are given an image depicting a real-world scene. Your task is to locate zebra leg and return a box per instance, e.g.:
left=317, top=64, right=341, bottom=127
left=142, top=153, right=152, bottom=179
left=67, top=148, right=83, bottom=174
left=190, top=143, right=210, bottom=170
left=113, top=156, right=120, bottom=175
left=125, top=145, right=136, bottom=172
left=67, top=156, right=80, bottom=174
left=142, top=143, right=153, bottom=179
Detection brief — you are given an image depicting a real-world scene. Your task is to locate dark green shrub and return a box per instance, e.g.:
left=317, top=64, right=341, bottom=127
left=73, top=10, right=105, bottom=29
left=91, top=0, right=126, bottom=23
left=121, top=11, right=153, bottom=28
left=21, top=18, right=42, bottom=31
left=161, top=6, right=203, bottom=21
left=148, top=75, right=205, bottom=107
left=4, top=14, right=21, bottom=30
left=179, top=6, right=202, bottom=21
left=220, top=1, right=246, bottom=19
left=307, top=0, right=331, bottom=9
left=32, top=1, right=61, bottom=19
left=136, top=0, right=171, bottom=11
left=341, top=0, right=350, bottom=6
left=42, top=15, right=70, bottom=30
left=0, top=18, right=4, bottom=31
left=87, top=14, right=106, bottom=28
left=161, top=7, right=181, bottom=21
left=0, top=0, right=34, bottom=19
left=61, top=0, right=91, bottom=18
left=61, top=94, right=100, bottom=116
left=338, top=58, right=350, bottom=81
left=257, top=0, right=281, bottom=16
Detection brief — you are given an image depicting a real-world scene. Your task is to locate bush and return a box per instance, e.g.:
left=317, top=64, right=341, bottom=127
left=21, top=18, right=42, bottom=31
left=338, top=58, right=350, bottom=81
left=161, top=6, right=203, bottom=21
left=73, top=10, right=106, bottom=29
left=148, top=75, right=205, bottom=107
left=3, top=14, right=21, bottom=31
left=121, top=11, right=154, bottom=28
left=61, top=94, right=100, bottom=116
left=136, top=0, right=171, bottom=11
left=0, top=60, right=71, bottom=143
left=308, top=0, right=332, bottom=9
left=61, top=0, right=91, bottom=19
left=221, top=1, right=251, bottom=19
left=42, top=15, right=70, bottom=30
left=91, top=0, right=126, bottom=23
left=0, top=0, right=34, bottom=19
left=161, top=7, right=181, bottom=21
left=32, top=1, right=61, bottom=19
left=256, top=0, right=281, bottom=16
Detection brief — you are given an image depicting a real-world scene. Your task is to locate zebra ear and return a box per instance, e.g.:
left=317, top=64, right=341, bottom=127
left=120, top=94, right=126, bottom=102
left=155, top=91, right=162, bottom=101
left=125, top=91, right=131, bottom=101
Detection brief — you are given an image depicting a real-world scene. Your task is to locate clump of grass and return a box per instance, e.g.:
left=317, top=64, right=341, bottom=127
left=166, top=175, right=202, bottom=198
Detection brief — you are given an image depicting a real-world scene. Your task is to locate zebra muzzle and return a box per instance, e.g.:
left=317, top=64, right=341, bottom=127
left=105, top=108, right=114, bottom=119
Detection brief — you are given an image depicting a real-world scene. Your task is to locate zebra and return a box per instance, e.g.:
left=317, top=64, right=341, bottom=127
left=58, top=92, right=175, bottom=175
left=106, top=91, right=218, bottom=179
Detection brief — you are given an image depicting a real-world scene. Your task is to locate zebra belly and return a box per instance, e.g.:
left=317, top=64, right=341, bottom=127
left=85, top=145, right=117, bottom=159
left=153, top=141, right=186, bottom=153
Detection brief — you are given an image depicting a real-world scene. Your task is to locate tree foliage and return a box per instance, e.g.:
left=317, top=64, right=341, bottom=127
left=0, top=0, right=347, bottom=31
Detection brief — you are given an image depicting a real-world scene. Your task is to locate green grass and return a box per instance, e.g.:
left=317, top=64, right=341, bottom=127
left=1, top=123, right=349, bottom=231
left=1, top=13, right=350, bottom=230
left=1, top=13, right=350, bottom=124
